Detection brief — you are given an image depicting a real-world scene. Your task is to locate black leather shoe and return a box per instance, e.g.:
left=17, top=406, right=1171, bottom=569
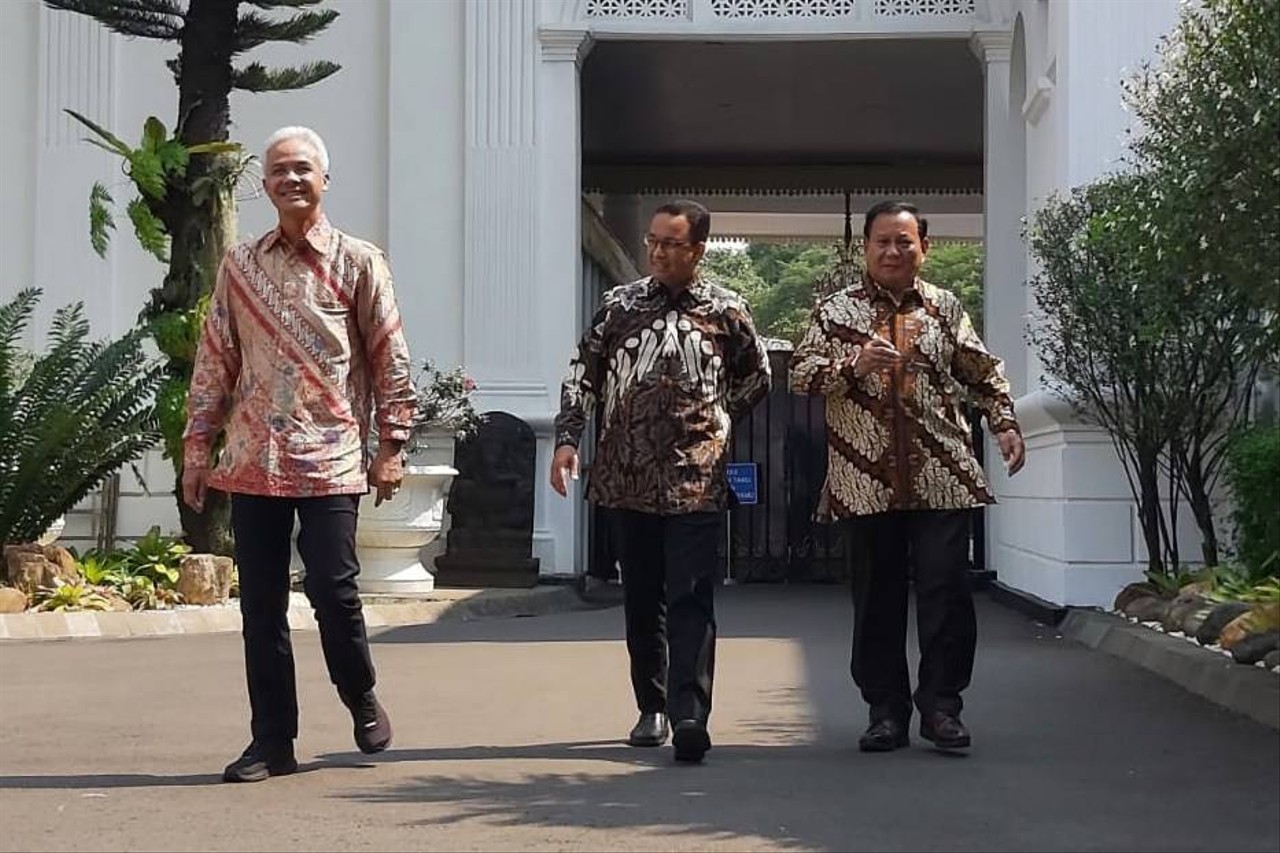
left=222, top=740, right=298, bottom=783
left=858, top=718, right=910, bottom=752
left=343, top=690, right=393, bottom=754
left=672, top=719, right=711, bottom=764
left=920, top=711, right=970, bottom=750
left=627, top=712, right=670, bottom=747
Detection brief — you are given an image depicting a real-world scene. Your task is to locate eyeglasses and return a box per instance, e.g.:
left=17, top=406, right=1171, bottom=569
left=643, top=235, right=695, bottom=252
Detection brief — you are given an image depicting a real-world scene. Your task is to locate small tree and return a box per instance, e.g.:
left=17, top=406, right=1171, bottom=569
left=46, top=0, right=341, bottom=552
left=1029, top=175, right=1187, bottom=575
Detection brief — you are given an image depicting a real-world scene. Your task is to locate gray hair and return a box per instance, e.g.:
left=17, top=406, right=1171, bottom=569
left=263, top=126, right=330, bottom=173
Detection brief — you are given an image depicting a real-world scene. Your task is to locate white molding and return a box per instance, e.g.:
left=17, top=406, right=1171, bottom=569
left=1021, top=75, right=1054, bottom=125
left=969, top=29, right=1013, bottom=65
left=538, top=26, right=593, bottom=62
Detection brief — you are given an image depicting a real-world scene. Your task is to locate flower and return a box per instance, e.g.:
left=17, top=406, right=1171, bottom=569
left=407, top=359, right=484, bottom=452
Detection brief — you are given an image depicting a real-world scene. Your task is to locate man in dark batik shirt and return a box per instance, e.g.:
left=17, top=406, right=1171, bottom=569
left=551, top=200, right=771, bottom=764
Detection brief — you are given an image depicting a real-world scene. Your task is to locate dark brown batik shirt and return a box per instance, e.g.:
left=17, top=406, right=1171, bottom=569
left=555, top=276, right=772, bottom=515
left=790, top=274, right=1019, bottom=518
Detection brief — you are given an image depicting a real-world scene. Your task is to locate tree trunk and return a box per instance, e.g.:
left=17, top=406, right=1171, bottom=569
left=157, top=0, right=241, bottom=555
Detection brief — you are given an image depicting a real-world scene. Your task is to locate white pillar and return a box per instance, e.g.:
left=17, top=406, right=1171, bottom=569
left=530, top=24, right=592, bottom=577
left=970, top=30, right=1027, bottom=398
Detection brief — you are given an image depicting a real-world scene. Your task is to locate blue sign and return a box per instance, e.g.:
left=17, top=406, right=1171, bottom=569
left=726, top=462, right=759, bottom=506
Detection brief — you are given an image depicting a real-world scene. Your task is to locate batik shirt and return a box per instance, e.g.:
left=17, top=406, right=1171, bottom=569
left=555, top=276, right=772, bottom=515
left=183, top=217, right=416, bottom=497
left=790, top=275, right=1019, bottom=518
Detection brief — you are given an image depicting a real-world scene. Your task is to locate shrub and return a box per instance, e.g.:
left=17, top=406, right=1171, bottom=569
left=0, top=289, right=164, bottom=546
left=1225, top=424, right=1280, bottom=579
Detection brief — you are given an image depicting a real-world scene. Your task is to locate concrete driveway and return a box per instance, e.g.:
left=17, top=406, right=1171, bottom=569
left=1, top=585, right=1277, bottom=852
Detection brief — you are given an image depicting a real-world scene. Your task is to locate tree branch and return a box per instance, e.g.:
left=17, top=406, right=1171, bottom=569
left=44, top=0, right=184, bottom=41
left=233, top=8, right=338, bottom=53
left=232, top=61, right=341, bottom=92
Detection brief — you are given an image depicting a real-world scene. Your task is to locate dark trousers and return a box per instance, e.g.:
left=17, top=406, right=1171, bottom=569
left=231, top=493, right=376, bottom=744
left=841, top=509, right=977, bottom=724
left=607, top=508, right=721, bottom=724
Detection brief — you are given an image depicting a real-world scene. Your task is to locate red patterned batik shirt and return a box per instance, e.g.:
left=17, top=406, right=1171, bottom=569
left=183, top=217, right=416, bottom=497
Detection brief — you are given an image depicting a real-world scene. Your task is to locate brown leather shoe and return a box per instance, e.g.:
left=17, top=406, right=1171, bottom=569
left=919, top=711, right=970, bottom=750
left=858, top=718, right=910, bottom=752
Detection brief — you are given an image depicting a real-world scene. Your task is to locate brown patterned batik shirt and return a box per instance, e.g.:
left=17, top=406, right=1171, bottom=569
left=790, top=275, right=1019, bottom=518
left=555, top=276, right=772, bottom=515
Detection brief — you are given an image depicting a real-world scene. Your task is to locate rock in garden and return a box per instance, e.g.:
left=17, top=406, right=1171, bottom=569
left=1123, top=595, right=1171, bottom=623
left=1229, top=630, right=1279, bottom=665
left=1163, top=591, right=1208, bottom=633
left=2, top=543, right=80, bottom=595
left=176, top=554, right=234, bottom=605
left=1195, top=602, right=1252, bottom=645
left=0, top=585, right=27, bottom=613
left=1114, top=582, right=1159, bottom=613
left=1180, top=601, right=1217, bottom=637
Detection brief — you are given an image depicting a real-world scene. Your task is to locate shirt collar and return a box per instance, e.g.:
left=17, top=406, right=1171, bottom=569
left=646, top=274, right=708, bottom=306
left=864, top=273, right=922, bottom=306
left=260, top=215, right=335, bottom=255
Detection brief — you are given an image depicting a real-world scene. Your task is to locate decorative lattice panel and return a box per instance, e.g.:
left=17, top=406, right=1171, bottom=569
left=585, top=0, right=691, bottom=18
left=874, top=0, right=975, bottom=16
left=709, top=0, right=858, bottom=17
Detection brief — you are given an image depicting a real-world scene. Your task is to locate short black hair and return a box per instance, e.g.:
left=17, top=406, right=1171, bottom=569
left=862, top=200, right=928, bottom=240
left=654, top=199, right=712, bottom=244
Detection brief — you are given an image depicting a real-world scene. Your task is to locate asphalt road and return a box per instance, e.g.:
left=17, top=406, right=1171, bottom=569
left=1, top=585, right=1277, bottom=852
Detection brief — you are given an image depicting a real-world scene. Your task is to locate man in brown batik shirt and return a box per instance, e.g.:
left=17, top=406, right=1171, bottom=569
left=551, top=200, right=771, bottom=764
left=791, top=200, right=1025, bottom=755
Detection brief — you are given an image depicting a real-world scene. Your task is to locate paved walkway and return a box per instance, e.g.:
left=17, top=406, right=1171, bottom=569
left=0, top=586, right=1277, bottom=852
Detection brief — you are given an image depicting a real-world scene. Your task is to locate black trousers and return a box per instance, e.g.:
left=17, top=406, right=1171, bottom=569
left=231, top=493, right=376, bottom=744
left=841, top=509, right=977, bottom=724
left=607, top=508, right=721, bottom=724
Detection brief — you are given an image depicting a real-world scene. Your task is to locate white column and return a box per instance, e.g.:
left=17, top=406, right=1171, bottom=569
left=464, top=0, right=543, bottom=408
left=530, top=25, right=592, bottom=577
left=970, top=30, right=1027, bottom=398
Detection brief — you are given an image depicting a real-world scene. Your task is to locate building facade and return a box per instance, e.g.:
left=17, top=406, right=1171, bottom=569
left=0, top=0, right=1191, bottom=607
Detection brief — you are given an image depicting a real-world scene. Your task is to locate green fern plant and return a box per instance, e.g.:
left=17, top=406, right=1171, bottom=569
left=0, top=289, right=164, bottom=546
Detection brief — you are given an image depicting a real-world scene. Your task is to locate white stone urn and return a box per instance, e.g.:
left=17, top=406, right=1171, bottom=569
left=355, top=461, right=457, bottom=595
left=36, top=515, right=66, bottom=546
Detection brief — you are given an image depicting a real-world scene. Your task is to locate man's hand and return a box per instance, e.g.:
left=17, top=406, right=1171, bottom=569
left=852, top=336, right=902, bottom=378
left=549, top=445, right=580, bottom=497
left=182, top=466, right=210, bottom=512
left=997, top=429, right=1026, bottom=476
left=368, top=443, right=405, bottom=506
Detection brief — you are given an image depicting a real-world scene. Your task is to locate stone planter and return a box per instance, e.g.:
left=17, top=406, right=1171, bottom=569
left=355, top=463, right=457, bottom=595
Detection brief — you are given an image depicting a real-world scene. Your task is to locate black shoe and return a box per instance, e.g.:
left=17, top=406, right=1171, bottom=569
left=222, top=740, right=298, bottom=783
left=920, top=711, right=970, bottom=750
left=858, top=718, right=910, bottom=752
left=343, top=690, right=392, bottom=754
left=627, top=712, right=670, bottom=747
left=672, top=719, right=711, bottom=764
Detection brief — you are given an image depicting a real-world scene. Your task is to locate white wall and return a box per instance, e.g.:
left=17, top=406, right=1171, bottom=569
left=990, top=0, right=1185, bottom=608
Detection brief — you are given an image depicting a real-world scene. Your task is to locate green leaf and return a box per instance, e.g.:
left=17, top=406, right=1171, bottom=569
left=127, top=198, right=169, bottom=262
left=88, top=182, right=116, bottom=258
left=186, top=141, right=242, bottom=156
left=141, top=116, right=168, bottom=153
left=234, top=9, right=340, bottom=53
left=127, top=148, right=167, bottom=200
left=64, top=109, right=131, bottom=157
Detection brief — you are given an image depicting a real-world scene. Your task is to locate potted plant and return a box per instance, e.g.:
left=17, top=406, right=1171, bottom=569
left=355, top=361, right=482, bottom=595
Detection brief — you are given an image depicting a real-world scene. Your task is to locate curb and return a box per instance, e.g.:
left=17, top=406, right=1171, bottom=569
left=1058, top=607, right=1280, bottom=730
left=0, top=584, right=601, bottom=643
